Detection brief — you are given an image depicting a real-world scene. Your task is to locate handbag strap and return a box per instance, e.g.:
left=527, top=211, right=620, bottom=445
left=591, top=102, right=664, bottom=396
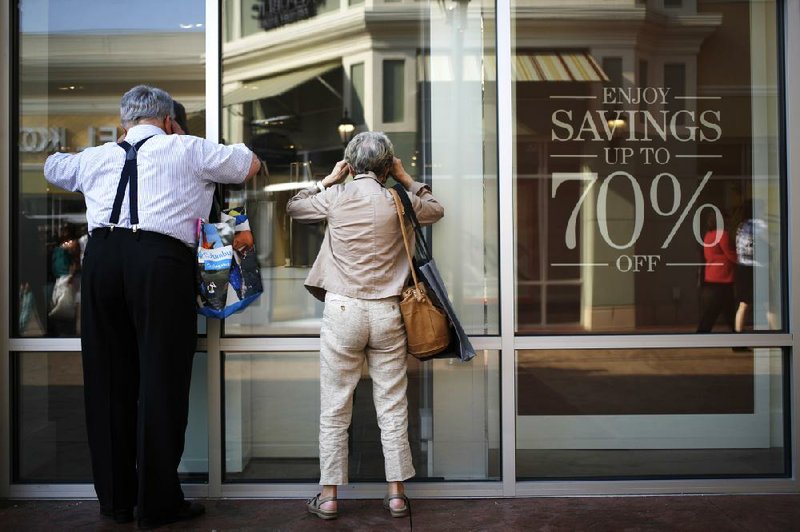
left=391, top=183, right=430, bottom=261
left=390, top=188, right=422, bottom=292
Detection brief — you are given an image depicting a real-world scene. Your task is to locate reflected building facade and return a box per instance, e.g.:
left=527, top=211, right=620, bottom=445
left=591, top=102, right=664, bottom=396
left=1, top=0, right=798, bottom=497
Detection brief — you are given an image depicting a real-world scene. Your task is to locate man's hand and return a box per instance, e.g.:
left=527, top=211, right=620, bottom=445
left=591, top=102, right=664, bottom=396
left=165, top=115, right=185, bottom=135
left=244, top=154, right=262, bottom=181
left=391, top=157, right=414, bottom=189
left=321, top=160, right=349, bottom=188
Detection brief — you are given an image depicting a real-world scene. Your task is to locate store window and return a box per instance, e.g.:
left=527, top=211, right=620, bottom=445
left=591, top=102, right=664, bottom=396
left=513, top=0, right=784, bottom=334
left=14, top=0, right=207, bottom=339
left=602, top=57, right=623, bottom=87
left=383, top=60, right=405, bottom=123
left=664, top=63, right=687, bottom=124
left=219, top=0, right=501, bottom=485
left=516, top=347, right=787, bottom=479
left=14, top=352, right=209, bottom=482
left=12, top=0, right=209, bottom=482
left=512, top=0, right=789, bottom=482
left=221, top=0, right=499, bottom=336
left=350, top=63, right=365, bottom=125
left=638, top=59, right=649, bottom=113
left=223, top=351, right=500, bottom=482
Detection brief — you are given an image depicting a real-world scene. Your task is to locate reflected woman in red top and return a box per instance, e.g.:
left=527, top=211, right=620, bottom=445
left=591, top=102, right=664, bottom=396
left=697, top=211, right=738, bottom=332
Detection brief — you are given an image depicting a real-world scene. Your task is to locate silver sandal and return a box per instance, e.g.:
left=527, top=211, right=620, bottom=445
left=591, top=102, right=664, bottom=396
left=307, top=493, right=338, bottom=520
left=383, top=493, right=410, bottom=518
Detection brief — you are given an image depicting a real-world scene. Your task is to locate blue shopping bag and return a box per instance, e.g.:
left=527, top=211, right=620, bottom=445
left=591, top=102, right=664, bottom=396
left=196, top=207, right=263, bottom=319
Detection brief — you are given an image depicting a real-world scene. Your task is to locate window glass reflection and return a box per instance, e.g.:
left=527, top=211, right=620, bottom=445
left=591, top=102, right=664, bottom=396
left=513, top=0, right=783, bottom=334
left=14, top=352, right=209, bottom=482
left=15, top=0, right=207, bottom=338
left=224, top=351, right=500, bottom=482
left=516, top=347, right=787, bottom=479
left=222, top=0, right=499, bottom=336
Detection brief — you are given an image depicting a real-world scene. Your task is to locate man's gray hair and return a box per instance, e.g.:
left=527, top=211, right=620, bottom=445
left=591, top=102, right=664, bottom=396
left=344, top=131, right=394, bottom=179
left=120, top=85, right=175, bottom=128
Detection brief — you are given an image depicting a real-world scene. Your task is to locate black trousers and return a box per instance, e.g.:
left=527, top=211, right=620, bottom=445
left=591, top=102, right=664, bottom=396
left=697, top=282, right=736, bottom=333
left=80, top=228, right=197, bottom=520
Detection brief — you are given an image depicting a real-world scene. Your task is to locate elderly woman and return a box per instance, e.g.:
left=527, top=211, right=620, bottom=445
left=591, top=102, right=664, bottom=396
left=286, top=132, right=444, bottom=519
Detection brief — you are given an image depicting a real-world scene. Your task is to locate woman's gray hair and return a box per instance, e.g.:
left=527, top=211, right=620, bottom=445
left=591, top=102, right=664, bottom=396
left=120, top=85, right=175, bottom=128
left=344, top=131, right=394, bottom=179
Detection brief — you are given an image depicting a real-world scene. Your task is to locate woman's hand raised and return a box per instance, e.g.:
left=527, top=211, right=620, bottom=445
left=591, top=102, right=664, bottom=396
left=321, top=160, right=349, bottom=188
left=390, top=158, right=414, bottom=189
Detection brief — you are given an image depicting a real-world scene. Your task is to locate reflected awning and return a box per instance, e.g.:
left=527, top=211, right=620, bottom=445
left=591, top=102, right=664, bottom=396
left=514, top=52, right=607, bottom=82
left=223, top=62, right=340, bottom=106
left=418, top=51, right=607, bottom=83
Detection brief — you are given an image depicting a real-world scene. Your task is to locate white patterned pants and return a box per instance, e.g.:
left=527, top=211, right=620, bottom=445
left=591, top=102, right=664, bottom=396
left=318, top=292, right=416, bottom=485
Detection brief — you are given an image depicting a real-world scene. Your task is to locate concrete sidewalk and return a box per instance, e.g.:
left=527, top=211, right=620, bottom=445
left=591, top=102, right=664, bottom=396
left=1, top=494, right=798, bottom=531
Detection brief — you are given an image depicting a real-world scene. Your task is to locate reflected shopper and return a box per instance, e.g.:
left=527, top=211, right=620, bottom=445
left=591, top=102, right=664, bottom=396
left=696, top=211, right=737, bottom=333
left=48, top=223, right=81, bottom=336
left=44, top=85, right=261, bottom=528
left=734, top=201, right=768, bottom=332
left=287, top=132, right=444, bottom=520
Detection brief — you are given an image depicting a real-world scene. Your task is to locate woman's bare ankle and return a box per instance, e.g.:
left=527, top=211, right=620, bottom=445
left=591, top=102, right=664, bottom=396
left=320, top=485, right=338, bottom=510
left=387, top=482, right=406, bottom=509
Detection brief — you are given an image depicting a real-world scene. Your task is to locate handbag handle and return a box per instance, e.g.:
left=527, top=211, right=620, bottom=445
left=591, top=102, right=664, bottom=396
left=391, top=183, right=430, bottom=261
left=390, top=188, right=423, bottom=295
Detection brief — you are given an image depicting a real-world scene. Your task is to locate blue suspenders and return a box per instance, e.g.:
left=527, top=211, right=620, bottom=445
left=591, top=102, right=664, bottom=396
left=108, top=136, right=153, bottom=231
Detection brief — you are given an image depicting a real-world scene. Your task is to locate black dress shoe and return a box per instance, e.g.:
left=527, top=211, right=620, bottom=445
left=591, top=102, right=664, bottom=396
left=137, top=501, right=205, bottom=529
left=100, top=507, right=135, bottom=524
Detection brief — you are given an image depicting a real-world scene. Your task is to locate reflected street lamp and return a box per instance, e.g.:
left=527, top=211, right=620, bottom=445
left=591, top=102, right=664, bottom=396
left=337, top=109, right=356, bottom=146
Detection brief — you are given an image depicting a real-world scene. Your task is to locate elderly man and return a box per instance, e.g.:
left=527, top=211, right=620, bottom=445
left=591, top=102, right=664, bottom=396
left=44, top=85, right=261, bottom=528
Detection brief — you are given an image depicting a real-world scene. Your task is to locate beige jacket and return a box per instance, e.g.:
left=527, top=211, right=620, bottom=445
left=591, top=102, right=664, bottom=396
left=286, top=174, right=444, bottom=301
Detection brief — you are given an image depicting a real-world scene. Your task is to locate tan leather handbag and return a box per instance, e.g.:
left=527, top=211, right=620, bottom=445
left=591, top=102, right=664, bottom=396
left=390, top=189, right=451, bottom=359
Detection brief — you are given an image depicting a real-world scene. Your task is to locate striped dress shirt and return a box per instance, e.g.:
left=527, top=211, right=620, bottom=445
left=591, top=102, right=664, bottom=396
left=44, top=124, right=253, bottom=246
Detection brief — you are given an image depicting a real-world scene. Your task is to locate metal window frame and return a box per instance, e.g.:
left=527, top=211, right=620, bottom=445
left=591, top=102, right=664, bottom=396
left=2, top=0, right=799, bottom=500
left=1, top=0, right=11, bottom=500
